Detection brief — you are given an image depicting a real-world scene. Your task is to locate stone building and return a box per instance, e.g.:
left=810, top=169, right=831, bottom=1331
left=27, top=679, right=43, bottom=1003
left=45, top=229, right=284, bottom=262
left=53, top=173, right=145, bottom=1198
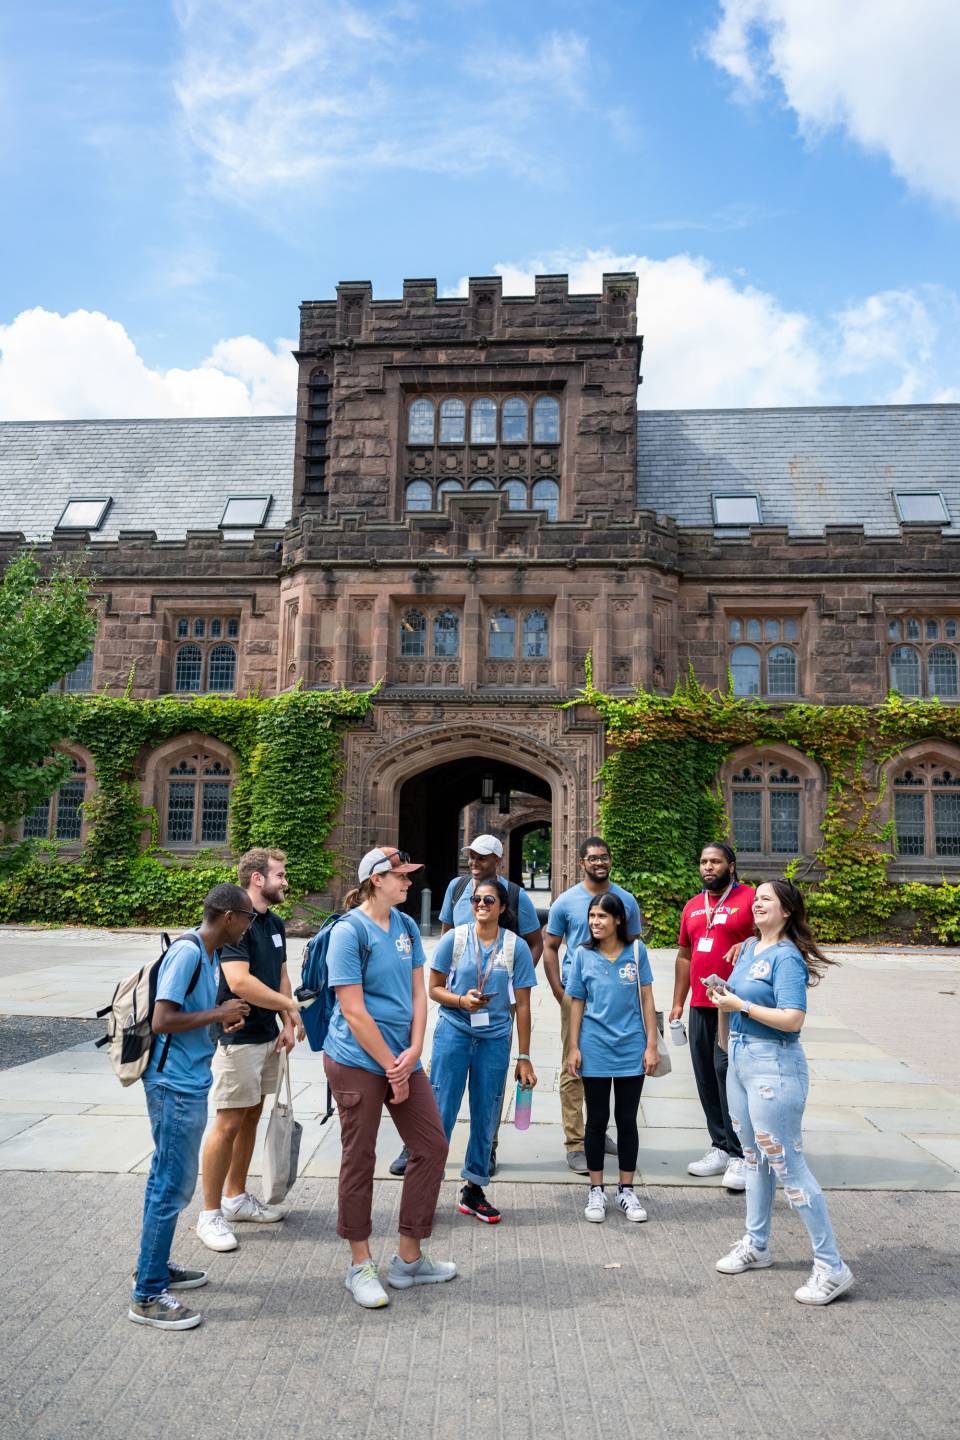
left=1, top=273, right=959, bottom=901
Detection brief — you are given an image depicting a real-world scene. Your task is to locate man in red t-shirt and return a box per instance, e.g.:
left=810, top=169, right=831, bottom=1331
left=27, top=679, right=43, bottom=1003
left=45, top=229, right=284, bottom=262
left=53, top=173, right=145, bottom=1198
left=670, top=843, right=756, bottom=1191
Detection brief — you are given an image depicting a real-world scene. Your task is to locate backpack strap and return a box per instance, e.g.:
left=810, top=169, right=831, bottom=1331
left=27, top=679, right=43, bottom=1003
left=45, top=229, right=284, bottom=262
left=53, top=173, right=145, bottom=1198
left=500, top=929, right=517, bottom=979
left=452, top=873, right=471, bottom=909
left=155, top=932, right=206, bottom=1075
left=448, top=924, right=470, bottom=985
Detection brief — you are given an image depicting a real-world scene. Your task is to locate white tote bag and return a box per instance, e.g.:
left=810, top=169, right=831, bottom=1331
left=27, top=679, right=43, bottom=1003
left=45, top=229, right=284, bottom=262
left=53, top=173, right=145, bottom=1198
left=262, top=1050, right=303, bottom=1205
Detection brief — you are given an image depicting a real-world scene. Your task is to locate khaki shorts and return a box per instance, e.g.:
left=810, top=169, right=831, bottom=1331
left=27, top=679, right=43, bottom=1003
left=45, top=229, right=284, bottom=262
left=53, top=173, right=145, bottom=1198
left=211, top=1039, right=281, bottom=1110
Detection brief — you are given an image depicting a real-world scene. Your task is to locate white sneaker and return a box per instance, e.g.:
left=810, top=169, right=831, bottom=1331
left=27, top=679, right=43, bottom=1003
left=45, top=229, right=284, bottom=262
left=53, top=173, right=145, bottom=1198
left=722, top=1157, right=747, bottom=1191
left=688, top=1146, right=729, bottom=1177
left=794, top=1261, right=855, bottom=1306
left=345, top=1261, right=390, bottom=1309
left=584, top=1186, right=607, bottom=1223
left=616, top=1187, right=647, bottom=1223
left=716, top=1236, right=774, bottom=1274
left=222, top=1191, right=283, bottom=1223
left=196, top=1210, right=239, bottom=1252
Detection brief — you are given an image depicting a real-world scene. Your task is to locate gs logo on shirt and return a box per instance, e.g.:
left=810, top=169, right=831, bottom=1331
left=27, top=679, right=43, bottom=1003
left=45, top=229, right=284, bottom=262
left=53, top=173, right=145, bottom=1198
left=618, top=962, right=638, bottom=984
left=749, top=958, right=772, bottom=980
left=395, top=933, right=413, bottom=956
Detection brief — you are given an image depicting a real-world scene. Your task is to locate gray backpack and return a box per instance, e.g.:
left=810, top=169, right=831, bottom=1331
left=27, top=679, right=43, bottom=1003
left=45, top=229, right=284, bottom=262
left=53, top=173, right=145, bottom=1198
left=95, top=932, right=203, bottom=1086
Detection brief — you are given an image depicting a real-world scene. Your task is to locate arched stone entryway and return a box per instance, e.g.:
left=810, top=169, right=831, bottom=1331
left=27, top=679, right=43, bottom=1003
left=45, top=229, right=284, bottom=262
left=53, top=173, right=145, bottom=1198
left=333, top=701, right=605, bottom=904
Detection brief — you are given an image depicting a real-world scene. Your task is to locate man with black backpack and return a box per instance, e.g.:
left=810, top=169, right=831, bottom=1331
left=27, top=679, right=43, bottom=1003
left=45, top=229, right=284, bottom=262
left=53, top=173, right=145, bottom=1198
left=390, top=834, right=542, bottom=1177
left=128, top=883, right=254, bottom=1331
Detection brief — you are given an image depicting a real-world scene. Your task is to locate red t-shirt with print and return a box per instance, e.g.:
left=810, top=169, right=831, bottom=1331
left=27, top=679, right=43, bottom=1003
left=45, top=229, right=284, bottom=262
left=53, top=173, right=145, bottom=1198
left=678, top=883, right=757, bottom=1007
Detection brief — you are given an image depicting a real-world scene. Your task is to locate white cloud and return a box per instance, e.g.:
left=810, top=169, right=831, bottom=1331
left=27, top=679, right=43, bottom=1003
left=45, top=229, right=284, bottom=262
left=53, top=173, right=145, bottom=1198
left=705, top=0, right=960, bottom=209
left=173, top=1, right=594, bottom=199
left=0, top=308, right=296, bottom=420
left=452, top=250, right=960, bottom=408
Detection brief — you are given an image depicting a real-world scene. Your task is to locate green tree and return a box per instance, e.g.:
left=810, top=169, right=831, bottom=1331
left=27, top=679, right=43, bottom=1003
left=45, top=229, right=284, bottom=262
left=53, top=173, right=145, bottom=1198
left=0, top=553, right=98, bottom=823
left=522, top=827, right=551, bottom=874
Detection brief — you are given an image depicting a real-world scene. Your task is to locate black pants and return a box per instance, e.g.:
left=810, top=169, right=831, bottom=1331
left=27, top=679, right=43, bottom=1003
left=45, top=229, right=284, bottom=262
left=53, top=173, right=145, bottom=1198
left=688, top=1006, right=742, bottom=1158
left=582, top=1075, right=645, bottom=1173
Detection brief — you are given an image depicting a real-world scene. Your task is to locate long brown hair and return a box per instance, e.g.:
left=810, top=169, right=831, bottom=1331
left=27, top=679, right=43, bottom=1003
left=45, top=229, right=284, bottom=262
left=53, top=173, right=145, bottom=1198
left=342, top=878, right=376, bottom=911
left=762, top=878, right=838, bottom=985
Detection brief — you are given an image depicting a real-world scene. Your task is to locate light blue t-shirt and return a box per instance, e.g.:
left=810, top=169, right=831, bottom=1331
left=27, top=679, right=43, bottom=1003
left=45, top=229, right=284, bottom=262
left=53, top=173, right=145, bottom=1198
left=564, top=942, right=655, bottom=1078
left=727, top=937, right=808, bottom=1043
left=323, top=910, right=427, bottom=1076
left=438, top=875, right=541, bottom=934
left=143, top=932, right=219, bottom=1095
left=547, top=882, right=643, bottom=986
left=431, top=926, right=538, bottom=1040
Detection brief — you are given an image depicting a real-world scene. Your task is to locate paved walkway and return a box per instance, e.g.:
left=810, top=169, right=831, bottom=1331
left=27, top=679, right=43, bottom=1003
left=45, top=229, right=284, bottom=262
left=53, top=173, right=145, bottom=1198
left=2, top=927, right=960, bottom=1440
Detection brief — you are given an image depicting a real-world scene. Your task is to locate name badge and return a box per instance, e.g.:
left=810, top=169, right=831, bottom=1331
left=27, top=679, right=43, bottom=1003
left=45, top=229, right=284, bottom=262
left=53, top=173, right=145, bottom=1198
left=697, top=936, right=714, bottom=953
left=713, top=912, right=728, bottom=925
left=272, top=933, right=283, bottom=948
left=470, top=1010, right=491, bottom=1028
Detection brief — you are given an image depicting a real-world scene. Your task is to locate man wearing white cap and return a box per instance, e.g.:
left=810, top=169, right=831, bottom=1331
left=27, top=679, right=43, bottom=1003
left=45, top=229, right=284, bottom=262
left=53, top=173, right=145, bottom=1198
left=390, top=833, right=543, bottom=1178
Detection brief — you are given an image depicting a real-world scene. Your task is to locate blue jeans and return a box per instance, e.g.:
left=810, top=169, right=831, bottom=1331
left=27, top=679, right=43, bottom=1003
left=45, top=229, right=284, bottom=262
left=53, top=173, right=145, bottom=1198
left=134, top=1083, right=209, bottom=1300
left=726, top=1034, right=842, bottom=1269
left=430, top=1018, right=511, bottom=1187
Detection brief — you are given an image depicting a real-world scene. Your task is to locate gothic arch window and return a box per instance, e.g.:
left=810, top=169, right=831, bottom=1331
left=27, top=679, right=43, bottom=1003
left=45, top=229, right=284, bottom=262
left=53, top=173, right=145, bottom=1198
left=175, top=644, right=203, bottom=692
left=407, top=398, right=435, bottom=445
left=433, top=610, right=460, bottom=658
left=488, top=609, right=516, bottom=658
left=533, top=396, right=560, bottom=443
left=501, top=480, right=527, bottom=510
left=404, top=480, right=433, bottom=512
left=470, top=397, right=497, bottom=445
left=928, top=646, right=958, bottom=699
left=400, top=609, right=427, bottom=659
left=207, top=644, right=237, bottom=692
left=889, top=645, right=921, bottom=697
left=522, top=609, right=549, bottom=659
left=163, top=750, right=234, bottom=847
left=766, top=645, right=797, bottom=697
left=21, top=751, right=91, bottom=844
left=437, top=480, right=463, bottom=502
left=730, top=645, right=761, bottom=697
left=531, top=478, right=559, bottom=521
left=51, top=651, right=95, bottom=693
left=439, top=398, right=466, bottom=444
left=502, top=397, right=528, bottom=443
left=891, top=752, right=960, bottom=859
left=469, top=478, right=495, bottom=492
left=724, top=747, right=820, bottom=857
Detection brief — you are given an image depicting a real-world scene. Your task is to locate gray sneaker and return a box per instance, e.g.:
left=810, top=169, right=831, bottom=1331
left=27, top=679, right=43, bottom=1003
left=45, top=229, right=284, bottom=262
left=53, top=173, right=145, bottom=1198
left=132, top=1262, right=208, bottom=1291
left=345, top=1261, right=390, bottom=1309
left=389, top=1147, right=409, bottom=1177
left=566, top=1150, right=589, bottom=1174
left=128, top=1290, right=202, bottom=1330
left=388, top=1252, right=457, bottom=1289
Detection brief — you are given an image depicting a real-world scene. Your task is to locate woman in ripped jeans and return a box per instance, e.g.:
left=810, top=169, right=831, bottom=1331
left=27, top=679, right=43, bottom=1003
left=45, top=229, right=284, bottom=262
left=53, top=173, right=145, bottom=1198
left=707, top=879, right=855, bottom=1306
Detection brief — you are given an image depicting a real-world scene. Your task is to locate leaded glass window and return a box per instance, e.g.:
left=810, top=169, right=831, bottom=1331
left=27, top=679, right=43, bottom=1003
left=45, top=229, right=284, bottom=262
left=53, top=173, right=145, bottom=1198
left=207, top=645, right=236, bottom=692
left=730, top=645, right=761, bottom=697
left=439, top=398, right=465, bottom=444
left=405, top=481, right=433, bottom=512
left=408, top=398, right=435, bottom=445
left=522, top=609, right=549, bottom=659
left=400, top=610, right=426, bottom=659
left=470, top=398, right=497, bottom=444
left=533, top=396, right=560, bottom=443
left=175, top=645, right=203, bottom=692
left=531, top=479, right=559, bottom=521
left=488, top=609, right=516, bottom=658
left=433, top=610, right=459, bottom=658
left=890, top=646, right=921, bottom=696
left=502, top=397, right=528, bottom=443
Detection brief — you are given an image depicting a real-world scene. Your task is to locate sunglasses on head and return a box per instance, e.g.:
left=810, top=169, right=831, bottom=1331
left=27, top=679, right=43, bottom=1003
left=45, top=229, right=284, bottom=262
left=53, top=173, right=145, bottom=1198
left=470, top=895, right=498, bottom=908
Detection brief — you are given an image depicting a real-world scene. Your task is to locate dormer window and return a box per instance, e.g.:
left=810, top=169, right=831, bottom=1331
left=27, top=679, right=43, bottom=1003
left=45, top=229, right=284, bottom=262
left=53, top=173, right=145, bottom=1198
left=56, top=498, right=111, bottom=531
left=713, top=494, right=761, bottom=526
left=893, top=492, right=950, bottom=524
left=220, top=496, right=272, bottom=528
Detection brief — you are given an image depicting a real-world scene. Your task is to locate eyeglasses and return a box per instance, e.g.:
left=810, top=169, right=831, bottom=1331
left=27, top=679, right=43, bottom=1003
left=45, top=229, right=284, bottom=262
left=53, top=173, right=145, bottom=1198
left=470, top=895, right=498, bottom=908
left=583, top=855, right=610, bottom=865
left=237, top=910, right=258, bottom=920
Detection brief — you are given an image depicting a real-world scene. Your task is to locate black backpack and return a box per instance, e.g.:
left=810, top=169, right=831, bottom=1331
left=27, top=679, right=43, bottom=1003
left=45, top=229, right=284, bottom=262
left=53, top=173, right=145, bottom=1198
left=452, top=874, right=522, bottom=935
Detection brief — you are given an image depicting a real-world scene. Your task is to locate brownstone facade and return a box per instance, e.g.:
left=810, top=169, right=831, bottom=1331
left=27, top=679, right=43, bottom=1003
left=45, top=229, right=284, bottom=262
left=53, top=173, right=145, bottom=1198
left=4, top=274, right=960, bottom=898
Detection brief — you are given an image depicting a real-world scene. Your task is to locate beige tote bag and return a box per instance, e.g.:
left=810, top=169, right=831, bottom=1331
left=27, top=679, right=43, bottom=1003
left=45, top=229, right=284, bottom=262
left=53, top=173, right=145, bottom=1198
left=262, top=1050, right=303, bottom=1205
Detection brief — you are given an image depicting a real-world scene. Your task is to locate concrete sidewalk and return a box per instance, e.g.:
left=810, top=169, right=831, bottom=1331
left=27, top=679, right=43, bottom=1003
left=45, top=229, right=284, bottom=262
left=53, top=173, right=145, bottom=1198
left=0, top=927, right=958, bottom=1188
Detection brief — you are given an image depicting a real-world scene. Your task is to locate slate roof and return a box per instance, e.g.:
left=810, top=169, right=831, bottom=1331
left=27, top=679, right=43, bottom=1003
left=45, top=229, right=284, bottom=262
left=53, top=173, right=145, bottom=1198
left=636, top=404, right=960, bottom=536
left=0, top=417, right=296, bottom=541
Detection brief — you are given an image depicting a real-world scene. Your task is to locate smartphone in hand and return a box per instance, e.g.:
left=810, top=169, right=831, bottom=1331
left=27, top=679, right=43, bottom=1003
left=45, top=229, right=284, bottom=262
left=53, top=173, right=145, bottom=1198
left=702, top=974, right=729, bottom=993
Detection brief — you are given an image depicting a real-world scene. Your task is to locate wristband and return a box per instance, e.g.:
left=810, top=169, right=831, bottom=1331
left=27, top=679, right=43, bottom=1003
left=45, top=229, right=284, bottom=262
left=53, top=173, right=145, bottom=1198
left=516, top=1053, right=531, bottom=1060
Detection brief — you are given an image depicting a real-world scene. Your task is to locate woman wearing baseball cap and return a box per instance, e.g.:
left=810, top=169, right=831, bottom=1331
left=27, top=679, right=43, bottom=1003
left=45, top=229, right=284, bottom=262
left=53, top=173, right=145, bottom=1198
left=323, top=847, right=456, bottom=1308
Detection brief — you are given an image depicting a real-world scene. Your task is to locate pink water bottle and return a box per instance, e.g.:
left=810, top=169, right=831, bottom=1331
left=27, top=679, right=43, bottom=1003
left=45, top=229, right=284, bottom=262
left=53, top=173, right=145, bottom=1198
left=514, top=1082, right=533, bottom=1131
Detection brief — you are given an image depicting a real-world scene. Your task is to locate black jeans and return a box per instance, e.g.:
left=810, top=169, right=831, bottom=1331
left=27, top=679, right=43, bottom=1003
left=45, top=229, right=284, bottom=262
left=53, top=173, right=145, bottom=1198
left=688, top=1006, right=742, bottom=1158
left=582, top=1074, right=645, bottom=1173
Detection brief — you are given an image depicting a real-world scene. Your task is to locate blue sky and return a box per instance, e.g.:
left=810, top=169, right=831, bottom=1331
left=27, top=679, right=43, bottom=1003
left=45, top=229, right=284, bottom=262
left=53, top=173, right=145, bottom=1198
left=2, top=0, right=959, bottom=417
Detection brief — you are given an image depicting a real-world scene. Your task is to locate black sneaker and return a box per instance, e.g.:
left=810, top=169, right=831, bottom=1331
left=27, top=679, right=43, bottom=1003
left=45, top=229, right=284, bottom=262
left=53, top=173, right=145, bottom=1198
left=389, top=1146, right=409, bottom=1177
left=132, top=1262, right=208, bottom=1290
left=128, top=1290, right=202, bottom=1330
left=458, top=1184, right=502, bottom=1224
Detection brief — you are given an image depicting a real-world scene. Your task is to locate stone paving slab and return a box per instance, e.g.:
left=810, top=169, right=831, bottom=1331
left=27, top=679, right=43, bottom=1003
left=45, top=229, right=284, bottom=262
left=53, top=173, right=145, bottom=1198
left=2, top=1173, right=959, bottom=1440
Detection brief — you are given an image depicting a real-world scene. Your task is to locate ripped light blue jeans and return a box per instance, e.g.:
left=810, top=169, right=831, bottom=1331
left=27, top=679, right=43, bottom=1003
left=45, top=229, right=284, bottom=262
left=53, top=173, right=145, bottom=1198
left=726, top=1033, right=843, bottom=1269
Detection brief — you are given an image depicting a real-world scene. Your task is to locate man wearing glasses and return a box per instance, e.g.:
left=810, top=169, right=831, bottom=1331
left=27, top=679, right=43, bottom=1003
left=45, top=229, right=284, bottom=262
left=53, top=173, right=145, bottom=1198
left=197, top=848, right=305, bottom=1254
left=543, top=838, right=643, bottom=1173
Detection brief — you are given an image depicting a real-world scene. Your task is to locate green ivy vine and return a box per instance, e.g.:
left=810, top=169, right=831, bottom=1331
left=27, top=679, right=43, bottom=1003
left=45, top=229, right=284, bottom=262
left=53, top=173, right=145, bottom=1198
left=578, top=663, right=960, bottom=947
left=0, top=686, right=372, bottom=927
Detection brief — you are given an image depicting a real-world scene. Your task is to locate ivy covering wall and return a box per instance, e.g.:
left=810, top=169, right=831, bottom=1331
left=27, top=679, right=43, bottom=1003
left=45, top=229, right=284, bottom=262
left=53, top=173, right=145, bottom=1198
left=0, top=687, right=372, bottom=927
left=585, top=667, right=960, bottom=948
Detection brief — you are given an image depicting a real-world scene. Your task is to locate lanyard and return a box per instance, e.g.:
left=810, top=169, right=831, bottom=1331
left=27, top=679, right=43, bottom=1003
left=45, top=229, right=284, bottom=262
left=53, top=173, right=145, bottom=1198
left=702, top=882, right=734, bottom=933
left=467, top=925, right=499, bottom=993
